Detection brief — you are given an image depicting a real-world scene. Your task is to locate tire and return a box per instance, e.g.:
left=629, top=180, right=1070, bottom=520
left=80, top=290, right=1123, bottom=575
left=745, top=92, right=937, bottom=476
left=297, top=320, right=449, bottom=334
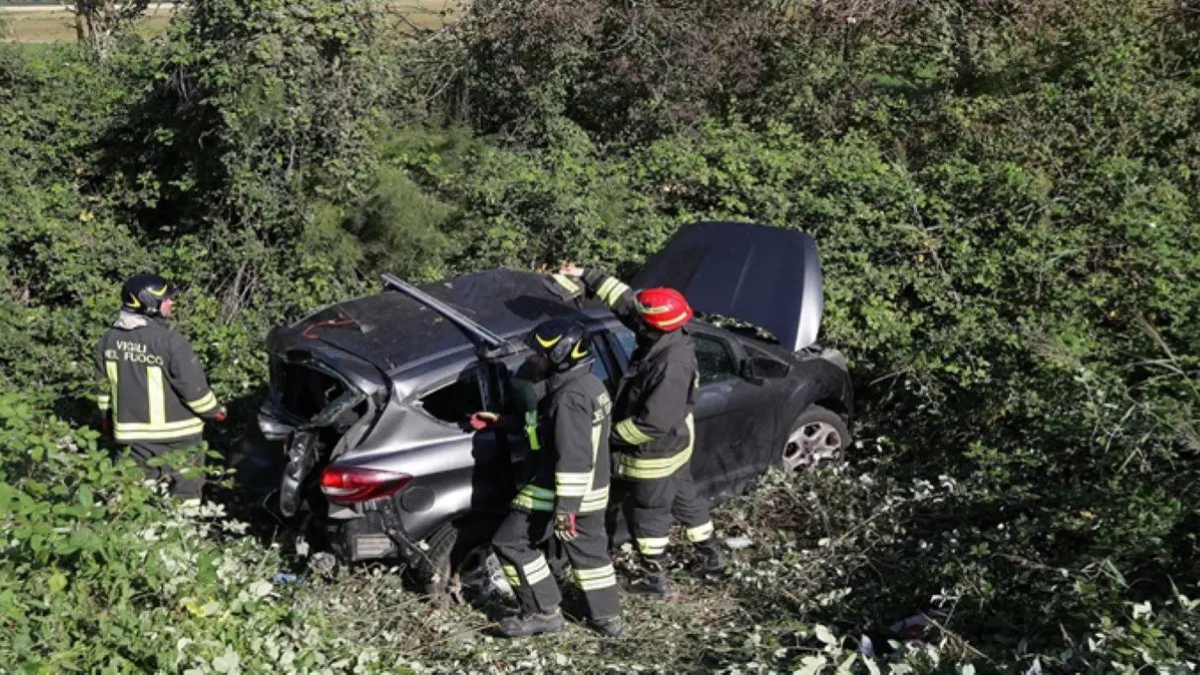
left=413, top=523, right=458, bottom=602
left=780, top=405, right=851, bottom=471
left=414, top=522, right=512, bottom=608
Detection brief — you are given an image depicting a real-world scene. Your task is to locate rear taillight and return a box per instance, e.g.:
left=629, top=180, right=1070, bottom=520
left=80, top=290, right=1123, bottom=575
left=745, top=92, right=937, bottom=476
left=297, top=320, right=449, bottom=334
left=319, top=466, right=412, bottom=504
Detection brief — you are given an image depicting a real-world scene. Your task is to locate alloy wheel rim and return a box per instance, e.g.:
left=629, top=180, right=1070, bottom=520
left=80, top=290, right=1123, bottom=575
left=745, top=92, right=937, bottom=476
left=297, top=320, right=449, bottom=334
left=782, top=421, right=843, bottom=471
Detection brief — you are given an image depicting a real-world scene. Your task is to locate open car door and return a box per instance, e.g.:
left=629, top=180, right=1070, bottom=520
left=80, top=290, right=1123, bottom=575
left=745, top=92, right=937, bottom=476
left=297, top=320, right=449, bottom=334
left=632, top=221, right=824, bottom=351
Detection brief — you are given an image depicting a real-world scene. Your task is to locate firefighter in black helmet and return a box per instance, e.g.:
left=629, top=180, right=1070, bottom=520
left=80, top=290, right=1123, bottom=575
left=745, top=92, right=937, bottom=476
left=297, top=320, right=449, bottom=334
left=94, top=273, right=225, bottom=503
left=471, top=318, right=622, bottom=638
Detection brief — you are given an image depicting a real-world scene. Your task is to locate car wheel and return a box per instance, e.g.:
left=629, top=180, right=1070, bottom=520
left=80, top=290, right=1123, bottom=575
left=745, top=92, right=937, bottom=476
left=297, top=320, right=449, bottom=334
left=448, top=543, right=513, bottom=607
left=781, top=405, right=850, bottom=471
left=417, top=523, right=512, bottom=608
left=412, top=524, right=457, bottom=605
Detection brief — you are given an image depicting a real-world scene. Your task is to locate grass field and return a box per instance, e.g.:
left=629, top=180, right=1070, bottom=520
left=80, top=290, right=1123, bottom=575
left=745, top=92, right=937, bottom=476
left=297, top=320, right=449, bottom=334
left=0, top=1, right=455, bottom=43
left=0, top=7, right=172, bottom=43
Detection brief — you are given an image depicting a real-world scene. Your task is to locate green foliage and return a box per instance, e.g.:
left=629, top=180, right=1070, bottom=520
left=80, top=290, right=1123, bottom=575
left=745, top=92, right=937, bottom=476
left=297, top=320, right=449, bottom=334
left=0, top=391, right=383, bottom=672
left=72, top=0, right=153, bottom=59
left=390, top=118, right=636, bottom=272
left=95, top=0, right=384, bottom=311
left=337, top=166, right=452, bottom=282
left=437, top=0, right=786, bottom=143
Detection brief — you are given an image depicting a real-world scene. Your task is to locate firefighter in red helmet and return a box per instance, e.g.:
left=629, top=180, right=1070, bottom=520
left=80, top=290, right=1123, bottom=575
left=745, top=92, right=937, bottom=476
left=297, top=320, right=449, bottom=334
left=557, top=264, right=724, bottom=598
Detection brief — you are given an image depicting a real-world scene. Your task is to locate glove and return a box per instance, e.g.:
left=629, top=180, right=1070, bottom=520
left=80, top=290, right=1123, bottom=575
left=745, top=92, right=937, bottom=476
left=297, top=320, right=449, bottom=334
left=214, top=407, right=228, bottom=423
left=469, top=411, right=500, bottom=430
left=554, top=511, right=579, bottom=542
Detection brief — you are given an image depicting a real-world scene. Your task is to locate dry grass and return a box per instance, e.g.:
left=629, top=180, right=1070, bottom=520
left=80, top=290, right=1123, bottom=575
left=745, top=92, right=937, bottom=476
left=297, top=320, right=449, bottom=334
left=0, top=6, right=172, bottom=43
left=0, top=1, right=455, bottom=43
left=381, top=0, right=460, bottom=33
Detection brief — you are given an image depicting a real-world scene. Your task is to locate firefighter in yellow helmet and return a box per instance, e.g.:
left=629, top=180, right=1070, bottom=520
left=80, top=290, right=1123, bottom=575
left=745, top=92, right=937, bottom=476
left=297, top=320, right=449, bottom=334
left=472, top=318, right=622, bottom=637
left=94, top=273, right=225, bottom=503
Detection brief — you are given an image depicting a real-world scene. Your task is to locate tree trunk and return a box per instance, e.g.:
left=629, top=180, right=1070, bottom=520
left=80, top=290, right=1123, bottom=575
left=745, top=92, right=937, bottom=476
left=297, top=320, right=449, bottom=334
left=74, top=1, right=87, bottom=44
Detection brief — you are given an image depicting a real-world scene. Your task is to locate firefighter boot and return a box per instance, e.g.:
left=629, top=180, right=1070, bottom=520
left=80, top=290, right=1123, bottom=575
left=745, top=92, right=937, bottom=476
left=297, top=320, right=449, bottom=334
left=694, top=539, right=727, bottom=575
left=497, top=610, right=566, bottom=637
left=630, top=571, right=672, bottom=598
left=629, top=557, right=672, bottom=599
left=587, top=614, right=624, bottom=637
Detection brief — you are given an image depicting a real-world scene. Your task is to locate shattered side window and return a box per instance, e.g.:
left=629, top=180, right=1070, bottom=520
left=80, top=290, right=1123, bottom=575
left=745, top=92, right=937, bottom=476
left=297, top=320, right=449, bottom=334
left=417, top=371, right=484, bottom=425
left=693, top=334, right=738, bottom=386
left=500, top=347, right=613, bottom=414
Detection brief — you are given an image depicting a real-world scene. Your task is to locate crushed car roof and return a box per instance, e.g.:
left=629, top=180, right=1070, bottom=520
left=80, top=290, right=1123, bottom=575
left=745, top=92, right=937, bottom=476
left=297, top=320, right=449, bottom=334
left=275, top=269, right=606, bottom=372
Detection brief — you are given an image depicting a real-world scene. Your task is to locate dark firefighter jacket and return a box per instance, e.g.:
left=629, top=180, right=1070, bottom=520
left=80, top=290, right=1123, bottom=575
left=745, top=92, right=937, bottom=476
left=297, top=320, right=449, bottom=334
left=94, top=311, right=222, bottom=446
left=511, top=365, right=613, bottom=515
left=575, top=269, right=699, bottom=481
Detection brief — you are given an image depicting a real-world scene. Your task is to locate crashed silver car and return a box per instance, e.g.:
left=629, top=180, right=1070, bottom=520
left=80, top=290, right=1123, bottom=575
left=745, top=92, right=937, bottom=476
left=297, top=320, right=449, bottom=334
left=236, top=222, right=854, bottom=596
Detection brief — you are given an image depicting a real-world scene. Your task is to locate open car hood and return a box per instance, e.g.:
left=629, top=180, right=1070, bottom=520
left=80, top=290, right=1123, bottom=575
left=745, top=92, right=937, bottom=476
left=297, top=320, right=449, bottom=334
left=632, top=221, right=824, bottom=351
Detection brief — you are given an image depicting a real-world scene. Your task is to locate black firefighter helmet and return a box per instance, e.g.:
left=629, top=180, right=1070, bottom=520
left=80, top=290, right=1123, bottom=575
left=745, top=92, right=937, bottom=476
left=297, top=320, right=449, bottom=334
left=527, top=318, right=593, bottom=371
left=121, top=272, right=178, bottom=316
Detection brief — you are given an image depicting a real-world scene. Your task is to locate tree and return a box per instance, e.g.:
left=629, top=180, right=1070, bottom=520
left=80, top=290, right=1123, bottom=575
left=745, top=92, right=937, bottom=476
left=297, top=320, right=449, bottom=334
left=73, top=0, right=151, bottom=59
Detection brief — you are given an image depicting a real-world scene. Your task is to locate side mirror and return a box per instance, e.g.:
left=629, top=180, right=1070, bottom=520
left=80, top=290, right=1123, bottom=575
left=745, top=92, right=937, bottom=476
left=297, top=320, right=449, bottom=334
left=741, top=356, right=791, bottom=383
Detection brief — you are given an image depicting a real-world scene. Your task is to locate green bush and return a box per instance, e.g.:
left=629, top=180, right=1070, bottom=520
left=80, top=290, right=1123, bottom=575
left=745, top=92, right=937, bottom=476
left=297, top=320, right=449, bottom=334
left=435, top=0, right=788, bottom=144
left=386, top=118, right=637, bottom=273
left=336, top=166, right=452, bottom=282
left=0, top=392, right=383, bottom=673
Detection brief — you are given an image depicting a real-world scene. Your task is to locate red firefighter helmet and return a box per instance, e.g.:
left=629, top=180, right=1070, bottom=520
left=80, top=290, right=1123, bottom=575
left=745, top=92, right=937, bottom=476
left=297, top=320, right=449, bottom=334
left=635, top=287, right=693, bottom=332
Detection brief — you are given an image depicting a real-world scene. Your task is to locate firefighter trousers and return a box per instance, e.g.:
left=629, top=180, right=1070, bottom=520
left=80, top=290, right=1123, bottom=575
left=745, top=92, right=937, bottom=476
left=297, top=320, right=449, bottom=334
left=621, top=462, right=715, bottom=566
left=125, top=441, right=205, bottom=501
left=492, top=508, right=620, bottom=621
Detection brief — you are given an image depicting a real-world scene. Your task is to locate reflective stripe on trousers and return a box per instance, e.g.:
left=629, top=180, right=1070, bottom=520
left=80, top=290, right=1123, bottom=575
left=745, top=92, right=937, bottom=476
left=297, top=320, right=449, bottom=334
left=686, top=521, right=714, bottom=543
left=114, top=418, right=204, bottom=443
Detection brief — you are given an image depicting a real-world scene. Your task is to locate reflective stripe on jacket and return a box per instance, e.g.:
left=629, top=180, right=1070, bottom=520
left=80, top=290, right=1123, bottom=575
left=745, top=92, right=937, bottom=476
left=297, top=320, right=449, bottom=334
left=94, top=312, right=220, bottom=445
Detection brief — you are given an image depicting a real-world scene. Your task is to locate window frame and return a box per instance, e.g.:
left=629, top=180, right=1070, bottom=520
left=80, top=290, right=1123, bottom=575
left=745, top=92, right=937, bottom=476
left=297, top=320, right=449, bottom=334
left=411, top=364, right=487, bottom=428
left=609, top=325, right=637, bottom=370
left=691, top=331, right=741, bottom=387
left=589, top=330, right=621, bottom=394
left=490, top=328, right=622, bottom=417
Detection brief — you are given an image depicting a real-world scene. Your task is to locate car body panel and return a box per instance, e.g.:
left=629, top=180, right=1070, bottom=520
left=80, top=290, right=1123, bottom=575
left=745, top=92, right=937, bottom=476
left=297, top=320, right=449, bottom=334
left=632, top=221, right=825, bottom=352
left=689, top=332, right=782, bottom=494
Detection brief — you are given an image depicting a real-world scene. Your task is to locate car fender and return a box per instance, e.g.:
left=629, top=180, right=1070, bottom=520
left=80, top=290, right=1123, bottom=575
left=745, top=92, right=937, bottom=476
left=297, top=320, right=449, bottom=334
left=782, top=355, right=854, bottom=430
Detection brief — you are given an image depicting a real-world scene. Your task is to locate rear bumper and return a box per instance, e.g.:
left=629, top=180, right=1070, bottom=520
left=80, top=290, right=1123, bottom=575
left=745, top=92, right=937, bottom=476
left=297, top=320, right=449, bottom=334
left=236, top=416, right=441, bottom=565
left=321, top=501, right=447, bottom=568
left=325, top=511, right=400, bottom=561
